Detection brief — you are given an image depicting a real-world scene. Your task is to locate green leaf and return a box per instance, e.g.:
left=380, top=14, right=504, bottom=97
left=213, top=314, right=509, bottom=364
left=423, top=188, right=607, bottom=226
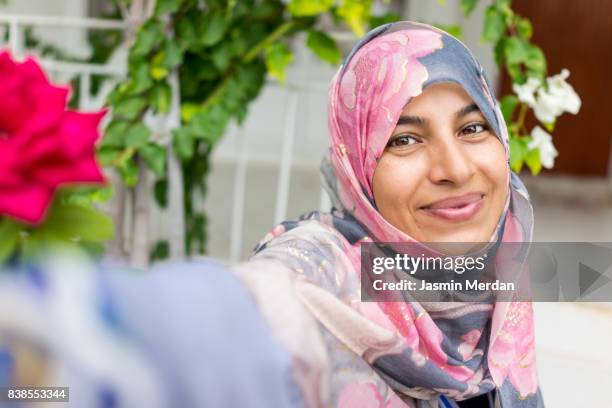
left=306, top=30, right=341, bottom=65
left=506, top=62, right=526, bottom=83
left=211, top=40, right=234, bottom=71
left=509, top=135, right=527, bottom=173
left=329, top=5, right=343, bottom=25
left=0, top=219, right=21, bottom=264
left=493, top=37, right=506, bottom=65
left=460, top=0, right=479, bottom=17
left=113, top=97, right=147, bottom=120
left=525, top=147, right=542, bottom=175
left=189, top=105, right=230, bottom=144
left=500, top=94, right=518, bottom=123
left=205, top=0, right=225, bottom=10
left=90, top=185, right=114, bottom=203
left=172, top=128, right=195, bottom=160
left=504, top=37, right=528, bottom=65
left=154, top=179, right=168, bottom=208
left=483, top=5, right=506, bottom=43
left=102, top=120, right=130, bottom=147
left=63, top=186, right=113, bottom=206
left=176, top=14, right=198, bottom=49
left=151, top=240, right=170, bottom=261
left=130, top=61, right=154, bottom=93
left=494, top=0, right=512, bottom=17
left=187, top=58, right=218, bottom=82
left=199, top=11, right=227, bottom=46
left=337, top=0, right=372, bottom=37
left=287, top=0, right=334, bottom=16
left=242, top=20, right=269, bottom=50
left=525, top=44, right=547, bottom=79
left=516, top=17, right=533, bottom=40
left=222, top=76, right=248, bottom=112
left=162, top=40, right=183, bottom=68
left=235, top=104, right=248, bottom=125
left=62, top=188, right=95, bottom=208
left=151, top=66, right=169, bottom=81
left=235, top=62, right=266, bottom=99
left=150, top=51, right=170, bottom=80
left=151, top=82, right=172, bottom=114
left=119, top=158, right=139, bottom=186
left=228, top=29, right=248, bottom=56
left=105, top=83, right=124, bottom=106
left=433, top=23, right=463, bottom=39
left=369, top=12, right=400, bottom=29
left=494, top=0, right=511, bottom=8
left=252, top=1, right=283, bottom=19
left=139, top=142, right=166, bottom=177
left=97, top=146, right=121, bottom=166
left=155, top=0, right=182, bottom=17
left=264, top=42, right=293, bottom=83
left=181, top=103, right=200, bottom=122
left=125, top=123, right=151, bottom=148
left=39, top=202, right=114, bottom=243
left=132, top=20, right=164, bottom=57
left=186, top=212, right=206, bottom=254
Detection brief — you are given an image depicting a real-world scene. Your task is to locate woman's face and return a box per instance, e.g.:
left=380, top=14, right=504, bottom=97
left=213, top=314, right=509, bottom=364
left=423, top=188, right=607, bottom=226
left=372, top=82, right=508, bottom=244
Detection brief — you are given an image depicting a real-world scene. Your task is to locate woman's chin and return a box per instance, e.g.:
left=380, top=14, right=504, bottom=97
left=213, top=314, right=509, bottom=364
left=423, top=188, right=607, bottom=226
left=419, top=226, right=493, bottom=247
left=414, top=211, right=496, bottom=246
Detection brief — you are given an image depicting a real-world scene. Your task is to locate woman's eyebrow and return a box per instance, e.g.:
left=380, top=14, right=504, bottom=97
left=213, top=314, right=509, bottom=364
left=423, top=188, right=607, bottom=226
left=396, top=115, right=428, bottom=127
left=396, top=103, right=481, bottom=127
left=455, top=103, right=481, bottom=118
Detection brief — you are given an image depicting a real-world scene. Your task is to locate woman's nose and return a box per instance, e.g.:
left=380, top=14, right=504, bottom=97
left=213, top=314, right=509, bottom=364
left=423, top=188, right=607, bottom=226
left=428, top=136, right=476, bottom=186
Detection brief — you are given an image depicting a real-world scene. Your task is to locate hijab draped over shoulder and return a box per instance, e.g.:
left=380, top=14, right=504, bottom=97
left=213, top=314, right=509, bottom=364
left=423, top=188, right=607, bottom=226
left=237, top=21, right=544, bottom=408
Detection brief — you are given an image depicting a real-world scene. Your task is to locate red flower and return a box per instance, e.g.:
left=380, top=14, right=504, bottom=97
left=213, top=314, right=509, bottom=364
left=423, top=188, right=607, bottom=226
left=0, top=50, right=106, bottom=224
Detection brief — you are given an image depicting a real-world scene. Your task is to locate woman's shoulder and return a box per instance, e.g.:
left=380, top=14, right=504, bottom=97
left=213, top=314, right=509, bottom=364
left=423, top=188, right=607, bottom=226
left=253, top=209, right=372, bottom=255
left=246, top=210, right=369, bottom=283
left=252, top=211, right=351, bottom=256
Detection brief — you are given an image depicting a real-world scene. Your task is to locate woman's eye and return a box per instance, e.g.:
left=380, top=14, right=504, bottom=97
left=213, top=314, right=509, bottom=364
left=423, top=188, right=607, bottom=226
left=387, top=135, right=420, bottom=148
left=460, top=123, right=488, bottom=136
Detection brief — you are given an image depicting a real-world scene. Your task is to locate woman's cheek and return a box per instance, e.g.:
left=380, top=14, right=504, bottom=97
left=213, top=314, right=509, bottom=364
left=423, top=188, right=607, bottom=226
left=374, top=153, right=426, bottom=207
left=468, top=139, right=509, bottom=213
left=474, top=139, right=508, bottom=185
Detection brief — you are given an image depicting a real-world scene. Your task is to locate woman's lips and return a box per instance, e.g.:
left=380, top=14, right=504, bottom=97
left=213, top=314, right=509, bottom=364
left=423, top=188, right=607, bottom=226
left=420, top=192, right=485, bottom=222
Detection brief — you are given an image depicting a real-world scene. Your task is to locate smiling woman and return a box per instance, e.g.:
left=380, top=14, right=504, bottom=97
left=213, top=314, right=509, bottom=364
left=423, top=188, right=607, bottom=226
left=236, top=20, right=542, bottom=408
left=372, top=82, right=509, bottom=244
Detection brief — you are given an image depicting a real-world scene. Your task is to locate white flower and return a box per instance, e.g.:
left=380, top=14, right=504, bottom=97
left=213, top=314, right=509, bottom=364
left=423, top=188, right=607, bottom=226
left=531, top=69, right=581, bottom=124
left=533, top=88, right=563, bottom=124
left=512, top=77, right=541, bottom=107
left=545, top=68, right=581, bottom=114
left=528, top=126, right=558, bottom=169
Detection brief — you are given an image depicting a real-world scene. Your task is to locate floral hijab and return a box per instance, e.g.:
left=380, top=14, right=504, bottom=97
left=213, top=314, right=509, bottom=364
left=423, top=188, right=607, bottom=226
left=244, top=21, right=544, bottom=408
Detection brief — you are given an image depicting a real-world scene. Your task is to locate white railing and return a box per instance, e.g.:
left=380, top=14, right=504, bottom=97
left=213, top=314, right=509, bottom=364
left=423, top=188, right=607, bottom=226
left=0, top=14, right=128, bottom=109
left=0, top=13, right=332, bottom=262
left=226, top=79, right=333, bottom=261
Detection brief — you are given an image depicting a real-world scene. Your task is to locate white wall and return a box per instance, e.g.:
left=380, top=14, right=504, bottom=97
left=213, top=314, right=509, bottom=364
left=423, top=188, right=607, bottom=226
left=0, top=0, right=90, bottom=58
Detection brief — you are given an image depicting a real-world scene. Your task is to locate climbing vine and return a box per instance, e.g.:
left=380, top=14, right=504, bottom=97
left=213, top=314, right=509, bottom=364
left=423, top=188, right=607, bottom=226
left=101, top=0, right=389, bottom=261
